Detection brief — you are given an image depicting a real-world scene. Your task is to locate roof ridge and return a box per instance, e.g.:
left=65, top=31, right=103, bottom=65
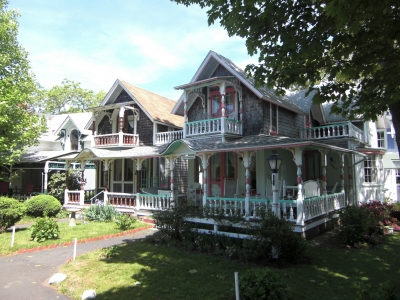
left=119, top=79, right=177, bottom=103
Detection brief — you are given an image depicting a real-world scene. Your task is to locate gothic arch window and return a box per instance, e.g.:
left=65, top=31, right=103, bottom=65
left=70, top=129, right=79, bottom=150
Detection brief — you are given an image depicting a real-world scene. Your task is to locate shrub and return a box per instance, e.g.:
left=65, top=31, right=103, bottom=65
left=30, top=217, right=60, bottom=242
left=115, top=213, right=136, bottom=230
left=0, top=197, right=26, bottom=233
left=244, top=211, right=308, bottom=264
left=24, top=194, right=62, bottom=217
left=152, top=205, right=188, bottom=240
left=337, top=206, right=375, bottom=245
left=239, top=268, right=288, bottom=300
left=85, top=202, right=118, bottom=222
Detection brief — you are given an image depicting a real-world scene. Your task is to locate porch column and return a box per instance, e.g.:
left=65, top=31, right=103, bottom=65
left=219, top=82, right=226, bottom=143
left=79, top=160, right=86, bottom=206
left=168, top=156, right=175, bottom=204
left=135, top=158, right=143, bottom=209
left=118, top=107, right=125, bottom=146
left=292, top=148, right=304, bottom=226
left=242, top=151, right=251, bottom=218
left=346, top=154, right=354, bottom=205
left=201, top=153, right=209, bottom=207
left=238, top=88, right=243, bottom=122
left=103, top=159, right=110, bottom=192
left=340, top=154, right=345, bottom=192
left=44, top=161, right=49, bottom=194
left=183, top=91, right=187, bottom=138
left=319, top=150, right=328, bottom=195
left=64, top=160, right=72, bottom=206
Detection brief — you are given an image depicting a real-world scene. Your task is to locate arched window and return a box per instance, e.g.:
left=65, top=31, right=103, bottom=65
left=70, top=130, right=79, bottom=150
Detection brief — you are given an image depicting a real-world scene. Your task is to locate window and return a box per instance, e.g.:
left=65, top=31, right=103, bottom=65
left=209, top=87, right=235, bottom=118
left=364, top=156, right=376, bottom=183
left=70, top=129, right=79, bottom=150
left=377, top=131, right=385, bottom=148
left=270, top=103, right=278, bottom=134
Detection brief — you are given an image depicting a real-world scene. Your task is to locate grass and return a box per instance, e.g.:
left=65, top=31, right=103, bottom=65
left=55, top=232, right=400, bottom=300
left=0, top=219, right=149, bottom=256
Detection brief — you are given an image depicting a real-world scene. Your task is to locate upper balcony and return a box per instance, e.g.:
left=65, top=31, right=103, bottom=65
left=94, top=132, right=139, bottom=147
left=300, top=122, right=367, bottom=143
left=154, top=117, right=242, bottom=145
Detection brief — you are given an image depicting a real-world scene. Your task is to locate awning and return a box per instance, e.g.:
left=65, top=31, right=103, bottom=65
left=382, top=153, right=398, bottom=169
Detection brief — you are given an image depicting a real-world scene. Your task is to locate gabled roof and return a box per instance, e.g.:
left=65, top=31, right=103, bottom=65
left=95, top=79, right=183, bottom=128
left=53, top=112, right=92, bottom=136
left=172, top=50, right=306, bottom=115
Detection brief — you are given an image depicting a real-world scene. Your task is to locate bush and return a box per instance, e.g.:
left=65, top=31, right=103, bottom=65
left=244, top=211, right=308, bottom=264
left=0, top=197, right=26, bottom=233
left=30, top=217, right=60, bottom=242
left=85, top=202, right=118, bottom=222
left=153, top=205, right=188, bottom=240
left=115, top=213, right=136, bottom=230
left=239, top=268, right=288, bottom=300
left=24, top=194, right=62, bottom=217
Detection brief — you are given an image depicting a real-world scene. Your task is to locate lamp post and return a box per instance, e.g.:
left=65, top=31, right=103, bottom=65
left=268, top=154, right=282, bottom=217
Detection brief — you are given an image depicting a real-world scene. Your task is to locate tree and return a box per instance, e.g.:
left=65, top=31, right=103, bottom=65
left=32, top=79, right=106, bottom=114
left=173, top=0, right=400, bottom=148
left=0, top=0, right=46, bottom=181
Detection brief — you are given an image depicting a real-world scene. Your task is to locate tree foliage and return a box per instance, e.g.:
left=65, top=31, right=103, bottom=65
left=173, top=0, right=400, bottom=146
left=0, top=0, right=46, bottom=179
left=32, top=79, right=105, bottom=114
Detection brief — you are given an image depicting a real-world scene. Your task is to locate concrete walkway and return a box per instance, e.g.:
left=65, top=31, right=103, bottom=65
left=0, top=227, right=158, bottom=300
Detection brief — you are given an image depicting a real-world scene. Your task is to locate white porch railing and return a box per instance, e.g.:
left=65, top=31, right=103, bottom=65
left=204, top=191, right=346, bottom=223
left=186, top=118, right=242, bottom=137
left=94, top=133, right=139, bottom=147
left=300, top=122, right=366, bottom=143
left=155, top=131, right=183, bottom=145
left=136, top=193, right=173, bottom=210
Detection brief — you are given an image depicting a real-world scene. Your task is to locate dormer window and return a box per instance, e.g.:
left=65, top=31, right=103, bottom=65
left=209, top=87, right=235, bottom=118
left=71, top=129, right=79, bottom=150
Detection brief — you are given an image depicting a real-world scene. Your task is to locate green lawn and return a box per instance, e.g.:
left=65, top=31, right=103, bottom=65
left=0, top=220, right=149, bottom=256
left=55, top=232, right=400, bottom=300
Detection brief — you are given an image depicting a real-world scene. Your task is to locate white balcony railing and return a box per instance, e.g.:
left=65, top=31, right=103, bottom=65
left=186, top=118, right=242, bottom=137
left=300, top=122, right=366, bottom=143
left=155, top=131, right=184, bottom=145
left=94, top=133, right=139, bottom=147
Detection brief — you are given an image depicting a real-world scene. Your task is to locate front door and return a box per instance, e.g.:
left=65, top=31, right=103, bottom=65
left=112, top=159, right=134, bottom=193
left=209, top=152, right=237, bottom=197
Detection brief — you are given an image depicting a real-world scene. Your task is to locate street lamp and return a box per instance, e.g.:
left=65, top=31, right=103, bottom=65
left=267, top=154, right=282, bottom=217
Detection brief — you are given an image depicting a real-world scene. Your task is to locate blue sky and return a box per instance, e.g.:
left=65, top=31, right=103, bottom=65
left=9, top=0, right=254, bottom=100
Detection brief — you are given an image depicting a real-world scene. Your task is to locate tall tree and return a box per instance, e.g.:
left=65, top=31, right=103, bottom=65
left=173, top=0, right=400, bottom=149
left=32, top=79, right=105, bottom=114
left=0, top=0, right=46, bottom=181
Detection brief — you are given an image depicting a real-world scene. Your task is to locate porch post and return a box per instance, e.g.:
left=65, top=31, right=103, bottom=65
left=346, top=154, right=354, bottom=205
left=201, top=153, right=209, bottom=207
left=243, top=151, right=251, bottom=218
left=79, top=160, right=86, bottom=206
left=118, top=107, right=125, bottom=146
left=103, top=159, right=109, bottom=192
left=292, top=149, right=304, bottom=226
left=340, top=154, right=345, bottom=192
left=319, top=150, right=328, bottom=195
left=183, top=91, right=187, bottom=138
left=44, top=161, right=49, bottom=194
left=169, top=156, right=175, bottom=205
left=219, top=82, right=226, bottom=143
left=135, top=158, right=143, bottom=209
left=64, top=160, right=72, bottom=206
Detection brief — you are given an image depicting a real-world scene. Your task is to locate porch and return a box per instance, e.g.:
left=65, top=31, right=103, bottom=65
left=63, top=187, right=345, bottom=238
